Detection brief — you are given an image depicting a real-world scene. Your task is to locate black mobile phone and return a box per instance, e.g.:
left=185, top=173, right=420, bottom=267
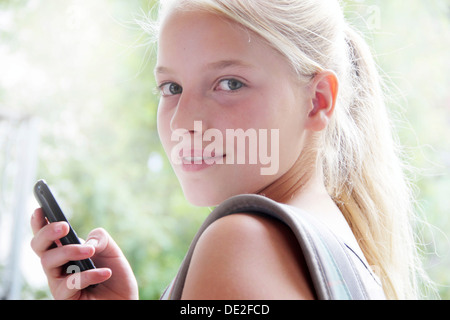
left=33, top=179, right=96, bottom=273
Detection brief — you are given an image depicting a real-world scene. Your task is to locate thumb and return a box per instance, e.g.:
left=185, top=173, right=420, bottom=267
left=85, top=228, right=124, bottom=260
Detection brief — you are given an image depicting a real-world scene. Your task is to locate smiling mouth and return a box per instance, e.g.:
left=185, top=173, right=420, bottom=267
left=181, top=154, right=226, bottom=164
left=178, top=153, right=226, bottom=172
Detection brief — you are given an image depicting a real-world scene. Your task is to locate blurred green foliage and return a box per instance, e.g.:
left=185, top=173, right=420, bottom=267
left=0, top=0, right=449, bottom=299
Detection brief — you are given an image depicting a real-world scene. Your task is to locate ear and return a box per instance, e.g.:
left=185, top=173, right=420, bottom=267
left=305, top=71, right=339, bottom=132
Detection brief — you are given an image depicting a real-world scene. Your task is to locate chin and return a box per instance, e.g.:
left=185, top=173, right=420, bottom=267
left=180, top=178, right=254, bottom=207
left=182, top=186, right=228, bottom=207
left=174, top=167, right=274, bottom=207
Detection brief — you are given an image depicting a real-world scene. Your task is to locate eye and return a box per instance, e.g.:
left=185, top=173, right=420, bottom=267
left=216, top=79, right=244, bottom=91
left=159, top=82, right=183, bottom=96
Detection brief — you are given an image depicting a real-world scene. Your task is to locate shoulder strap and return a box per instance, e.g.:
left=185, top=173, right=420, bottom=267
left=162, top=194, right=378, bottom=300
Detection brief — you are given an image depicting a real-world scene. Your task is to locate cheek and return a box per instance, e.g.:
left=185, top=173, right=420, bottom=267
left=156, top=104, right=173, bottom=153
left=223, top=95, right=273, bottom=131
left=263, top=91, right=308, bottom=170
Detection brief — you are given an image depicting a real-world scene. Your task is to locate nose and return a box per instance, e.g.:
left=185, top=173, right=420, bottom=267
left=170, top=89, right=207, bottom=134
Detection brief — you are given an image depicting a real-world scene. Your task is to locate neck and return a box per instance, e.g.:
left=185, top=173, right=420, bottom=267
left=258, top=149, right=361, bottom=252
left=258, top=150, right=323, bottom=204
left=259, top=152, right=351, bottom=237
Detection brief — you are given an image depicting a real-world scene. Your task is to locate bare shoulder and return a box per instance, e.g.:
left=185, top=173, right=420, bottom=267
left=181, top=213, right=315, bottom=300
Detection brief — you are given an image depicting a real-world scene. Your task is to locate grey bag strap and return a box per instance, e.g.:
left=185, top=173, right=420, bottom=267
left=163, top=194, right=376, bottom=300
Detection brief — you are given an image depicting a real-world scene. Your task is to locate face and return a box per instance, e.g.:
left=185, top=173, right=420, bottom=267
left=155, top=10, right=312, bottom=206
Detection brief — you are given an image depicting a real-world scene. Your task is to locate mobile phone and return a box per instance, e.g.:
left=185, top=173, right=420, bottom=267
left=33, top=179, right=96, bottom=273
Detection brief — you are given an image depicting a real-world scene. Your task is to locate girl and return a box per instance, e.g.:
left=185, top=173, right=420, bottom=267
left=31, top=0, right=425, bottom=299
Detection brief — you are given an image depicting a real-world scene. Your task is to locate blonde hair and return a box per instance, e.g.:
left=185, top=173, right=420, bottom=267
left=151, top=0, right=427, bottom=299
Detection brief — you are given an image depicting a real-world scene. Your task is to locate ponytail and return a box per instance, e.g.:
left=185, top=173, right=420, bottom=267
left=322, top=25, right=421, bottom=299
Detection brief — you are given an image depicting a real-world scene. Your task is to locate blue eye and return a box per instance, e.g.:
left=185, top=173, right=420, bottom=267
left=217, top=79, right=244, bottom=91
left=159, top=82, right=183, bottom=96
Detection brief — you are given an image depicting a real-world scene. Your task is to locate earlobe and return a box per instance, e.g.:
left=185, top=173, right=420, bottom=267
left=305, top=71, right=339, bottom=132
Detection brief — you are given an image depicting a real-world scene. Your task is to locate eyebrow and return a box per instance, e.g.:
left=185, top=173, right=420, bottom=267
left=155, top=59, right=253, bottom=75
left=206, top=59, right=253, bottom=70
left=154, top=65, right=172, bottom=75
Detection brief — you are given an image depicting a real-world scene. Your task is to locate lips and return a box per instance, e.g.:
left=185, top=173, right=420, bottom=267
left=181, top=153, right=226, bottom=164
left=177, top=149, right=226, bottom=170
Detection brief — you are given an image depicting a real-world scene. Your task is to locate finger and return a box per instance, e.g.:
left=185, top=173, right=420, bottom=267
left=30, top=221, right=70, bottom=257
left=85, top=228, right=123, bottom=260
left=55, top=268, right=112, bottom=300
left=75, top=268, right=112, bottom=288
left=30, top=208, right=47, bottom=235
left=40, top=244, right=95, bottom=278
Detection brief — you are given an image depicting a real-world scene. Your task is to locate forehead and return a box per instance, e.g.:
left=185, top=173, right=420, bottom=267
left=156, top=9, right=272, bottom=68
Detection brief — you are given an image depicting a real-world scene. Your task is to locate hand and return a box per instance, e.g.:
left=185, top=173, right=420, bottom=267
left=30, top=208, right=139, bottom=300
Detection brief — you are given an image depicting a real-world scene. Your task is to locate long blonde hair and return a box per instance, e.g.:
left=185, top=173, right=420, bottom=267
left=152, top=0, right=426, bottom=299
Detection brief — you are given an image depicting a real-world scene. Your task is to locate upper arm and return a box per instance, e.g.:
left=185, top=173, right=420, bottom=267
left=181, top=213, right=315, bottom=300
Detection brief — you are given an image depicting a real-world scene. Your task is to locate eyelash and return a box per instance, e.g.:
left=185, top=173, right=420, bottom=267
left=157, top=78, right=246, bottom=97
left=216, top=78, right=245, bottom=92
left=158, top=82, right=182, bottom=97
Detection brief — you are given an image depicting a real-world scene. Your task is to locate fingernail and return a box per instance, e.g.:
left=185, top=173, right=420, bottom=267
left=80, top=245, right=93, bottom=254
left=99, top=268, right=111, bottom=277
left=54, top=225, right=62, bottom=234
left=85, top=238, right=98, bottom=248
